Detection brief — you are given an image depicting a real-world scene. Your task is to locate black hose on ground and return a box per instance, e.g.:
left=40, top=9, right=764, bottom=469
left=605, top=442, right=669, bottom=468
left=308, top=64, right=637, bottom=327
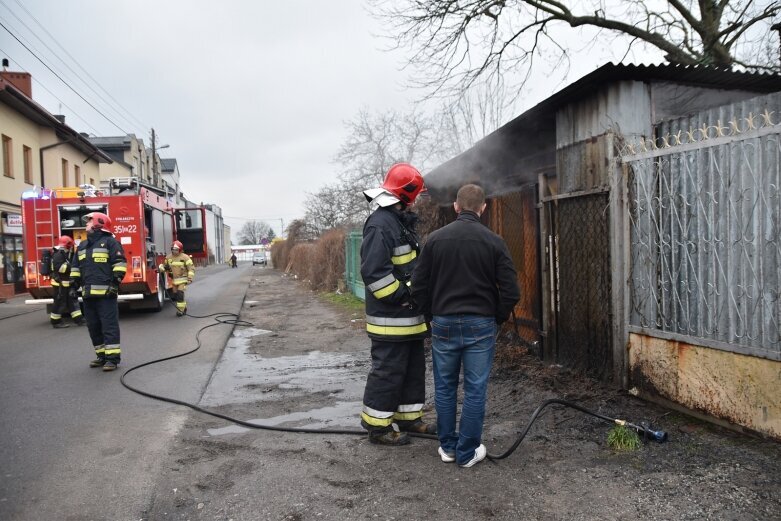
left=120, top=307, right=667, bottom=456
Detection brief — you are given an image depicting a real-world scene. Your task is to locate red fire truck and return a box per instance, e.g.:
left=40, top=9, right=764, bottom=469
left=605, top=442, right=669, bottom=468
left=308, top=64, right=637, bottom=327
left=22, top=178, right=207, bottom=312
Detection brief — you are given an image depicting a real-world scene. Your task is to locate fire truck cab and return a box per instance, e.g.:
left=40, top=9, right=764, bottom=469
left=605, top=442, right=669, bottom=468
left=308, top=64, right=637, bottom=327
left=22, top=178, right=207, bottom=312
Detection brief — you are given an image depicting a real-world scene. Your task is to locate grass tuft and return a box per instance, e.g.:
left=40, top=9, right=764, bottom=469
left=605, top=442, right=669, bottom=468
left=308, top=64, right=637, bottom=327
left=607, top=424, right=642, bottom=451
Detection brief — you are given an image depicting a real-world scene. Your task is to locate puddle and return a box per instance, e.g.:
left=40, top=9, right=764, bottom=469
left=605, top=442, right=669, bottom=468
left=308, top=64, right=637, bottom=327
left=206, top=400, right=362, bottom=435
left=200, top=329, right=367, bottom=432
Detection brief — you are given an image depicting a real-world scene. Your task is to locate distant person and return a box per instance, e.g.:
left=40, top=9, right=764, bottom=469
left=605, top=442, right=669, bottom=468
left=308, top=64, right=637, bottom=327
left=411, top=183, right=520, bottom=468
left=159, top=241, right=195, bottom=317
left=49, top=235, right=84, bottom=328
left=70, top=212, right=127, bottom=372
left=230, top=253, right=238, bottom=268
left=359, top=163, right=434, bottom=446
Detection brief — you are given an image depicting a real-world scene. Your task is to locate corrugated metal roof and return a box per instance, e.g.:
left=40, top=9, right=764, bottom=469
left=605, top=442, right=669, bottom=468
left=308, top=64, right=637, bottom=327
left=425, top=62, right=781, bottom=202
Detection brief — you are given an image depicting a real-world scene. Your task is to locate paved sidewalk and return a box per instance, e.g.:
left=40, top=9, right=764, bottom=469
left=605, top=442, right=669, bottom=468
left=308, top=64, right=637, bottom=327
left=0, top=294, right=39, bottom=320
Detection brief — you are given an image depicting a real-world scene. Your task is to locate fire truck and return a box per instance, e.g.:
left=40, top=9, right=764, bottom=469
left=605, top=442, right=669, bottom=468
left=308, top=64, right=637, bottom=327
left=22, top=178, right=207, bottom=312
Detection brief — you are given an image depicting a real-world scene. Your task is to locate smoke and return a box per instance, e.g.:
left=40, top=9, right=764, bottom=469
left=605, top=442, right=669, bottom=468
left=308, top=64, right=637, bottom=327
left=423, top=121, right=555, bottom=204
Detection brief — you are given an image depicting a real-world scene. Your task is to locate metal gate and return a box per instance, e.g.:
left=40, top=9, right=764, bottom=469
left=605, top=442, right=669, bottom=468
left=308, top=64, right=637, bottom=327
left=487, top=186, right=542, bottom=352
left=552, top=193, right=613, bottom=379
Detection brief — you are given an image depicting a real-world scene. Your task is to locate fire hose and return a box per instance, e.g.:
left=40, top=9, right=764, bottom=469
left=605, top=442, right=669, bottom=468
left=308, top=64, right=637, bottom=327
left=120, top=306, right=667, bottom=461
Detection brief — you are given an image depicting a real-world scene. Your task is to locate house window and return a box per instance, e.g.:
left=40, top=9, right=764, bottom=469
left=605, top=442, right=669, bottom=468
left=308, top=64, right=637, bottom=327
left=61, top=158, right=69, bottom=186
left=23, top=145, right=32, bottom=184
left=74, top=164, right=81, bottom=186
left=2, top=135, right=12, bottom=178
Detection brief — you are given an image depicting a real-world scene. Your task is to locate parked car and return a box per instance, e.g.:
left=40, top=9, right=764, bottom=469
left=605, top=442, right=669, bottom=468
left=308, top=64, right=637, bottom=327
left=252, top=252, right=267, bottom=266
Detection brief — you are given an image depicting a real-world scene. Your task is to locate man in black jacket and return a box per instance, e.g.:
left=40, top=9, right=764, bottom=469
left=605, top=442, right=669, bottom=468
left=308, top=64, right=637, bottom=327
left=359, top=163, right=435, bottom=446
left=411, top=184, right=520, bottom=467
left=70, top=212, right=127, bottom=372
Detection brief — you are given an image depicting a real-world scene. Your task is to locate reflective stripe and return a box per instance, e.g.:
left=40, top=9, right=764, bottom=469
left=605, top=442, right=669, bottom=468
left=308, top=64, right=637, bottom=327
left=71, top=310, right=82, bottom=318
left=58, top=263, right=68, bottom=274
left=113, top=263, right=127, bottom=271
left=94, top=345, right=106, bottom=354
left=92, top=248, right=109, bottom=254
left=362, top=404, right=394, bottom=419
left=396, top=403, right=424, bottom=413
left=373, top=279, right=399, bottom=299
left=175, top=301, right=186, bottom=311
left=78, top=253, right=86, bottom=260
left=366, top=323, right=428, bottom=336
left=187, top=270, right=195, bottom=278
left=391, top=250, right=416, bottom=265
left=51, top=279, right=60, bottom=286
left=70, top=268, right=80, bottom=276
left=50, top=313, right=62, bottom=319
left=393, top=411, right=423, bottom=421
left=60, top=281, right=70, bottom=287
left=104, top=345, right=121, bottom=355
left=392, top=244, right=413, bottom=256
left=366, top=273, right=396, bottom=292
left=173, top=277, right=189, bottom=285
left=366, top=315, right=426, bottom=326
left=360, top=412, right=394, bottom=427
left=92, top=253, right=109, bottom=259
left=169, top=261, right=185, bottom=266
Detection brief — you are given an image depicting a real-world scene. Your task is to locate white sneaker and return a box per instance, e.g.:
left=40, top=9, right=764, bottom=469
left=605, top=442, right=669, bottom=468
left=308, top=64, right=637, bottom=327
left=459, top=444, right=486, bottom=468
left=438, top=447, right=455, bottom=463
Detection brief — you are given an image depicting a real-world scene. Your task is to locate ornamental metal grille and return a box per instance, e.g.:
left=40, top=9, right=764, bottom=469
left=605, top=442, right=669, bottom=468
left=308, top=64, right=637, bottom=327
left=623, top=95, right=781, bottom=361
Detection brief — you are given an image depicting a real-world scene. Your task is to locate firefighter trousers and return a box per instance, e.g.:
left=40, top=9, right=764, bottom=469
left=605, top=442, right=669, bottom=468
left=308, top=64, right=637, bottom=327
left=361, top=338, right=426, bottom=431
left=170, top=284, right=187, bottom=314
left=83, top=297, right=121, bottom=363
left=50, top=285, right=83, bottom=325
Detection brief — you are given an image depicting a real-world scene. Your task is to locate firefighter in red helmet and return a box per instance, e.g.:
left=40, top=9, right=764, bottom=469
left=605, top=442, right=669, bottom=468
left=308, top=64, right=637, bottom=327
left=50, top=235, right=84, bottom=328
left=69, top=212, right=127, bottom=371
left=159, top=240, right=194, bottom=317
left=359, top=163, right=435, bottom=445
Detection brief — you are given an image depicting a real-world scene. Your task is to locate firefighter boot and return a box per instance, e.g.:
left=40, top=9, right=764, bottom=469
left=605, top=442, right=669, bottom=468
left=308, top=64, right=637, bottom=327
left=89, top=357, right=105, bottom=368
left=52, top=322, right=70, bottom=329
left=102, top=361, right=118, bottom=372
left=368, top=429, right=410, bottom=446
left=396, top=419, right=437, bottom=435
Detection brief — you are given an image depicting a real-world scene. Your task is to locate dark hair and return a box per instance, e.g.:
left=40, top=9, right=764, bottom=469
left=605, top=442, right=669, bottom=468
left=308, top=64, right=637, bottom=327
left=456, top=184, right=485, bottom=212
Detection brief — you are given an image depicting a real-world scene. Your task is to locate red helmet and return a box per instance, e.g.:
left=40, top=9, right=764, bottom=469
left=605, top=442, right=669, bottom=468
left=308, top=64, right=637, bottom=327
left=381, top=163, right=425, bottom=205
left=86, top=212, right=111, bottom=231
left=172, top=240, right=183, bottom=251
left=57, top=235, right=74, bottom=249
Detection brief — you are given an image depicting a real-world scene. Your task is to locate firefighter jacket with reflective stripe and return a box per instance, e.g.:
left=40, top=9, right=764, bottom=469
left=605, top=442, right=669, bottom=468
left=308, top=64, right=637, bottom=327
left=411, top=210, right=521, bottom=324
left=361, top=206, right=427, bottom=341
left=161, top=252, right=194, bottom=286
left=70, top=230, right=127, bottom=297
left=50, top=248, right=74, bottom=287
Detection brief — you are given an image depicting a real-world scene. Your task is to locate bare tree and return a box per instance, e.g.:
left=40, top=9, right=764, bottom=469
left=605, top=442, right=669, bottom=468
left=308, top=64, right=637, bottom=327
left=371, top=0, right=781, bottom=97
left=238, top=220, right=273, bottom=245
left=303, top=183, right=369, bottom=237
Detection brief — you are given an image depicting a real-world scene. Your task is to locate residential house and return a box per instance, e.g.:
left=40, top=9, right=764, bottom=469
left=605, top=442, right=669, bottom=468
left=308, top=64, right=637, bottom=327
left=0, top=67, right=112, bottom=298
left=424, top=63, right=781, bottom=438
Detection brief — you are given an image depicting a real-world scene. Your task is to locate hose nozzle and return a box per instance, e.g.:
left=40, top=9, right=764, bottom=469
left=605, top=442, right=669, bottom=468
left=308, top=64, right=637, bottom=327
left=616, top=419, right=668, bottom=443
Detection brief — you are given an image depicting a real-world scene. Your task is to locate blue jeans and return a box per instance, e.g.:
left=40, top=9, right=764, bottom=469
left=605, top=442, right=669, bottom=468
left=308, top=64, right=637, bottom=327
left=431, top=314, right=496, bottom=465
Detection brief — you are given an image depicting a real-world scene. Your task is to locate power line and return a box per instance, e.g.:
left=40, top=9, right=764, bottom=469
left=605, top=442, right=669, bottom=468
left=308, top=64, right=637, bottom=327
left=5, top=0, right=148, bottom=133
left=0, top=48, right=100, bottom=135
left=0, top=19, right=128, bottom=134
left=0, top=2, right=143, bottom=135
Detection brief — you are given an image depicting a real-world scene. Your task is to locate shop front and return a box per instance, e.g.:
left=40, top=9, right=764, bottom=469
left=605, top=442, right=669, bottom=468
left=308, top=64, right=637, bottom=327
left=1, top=211, right=24, bottom=298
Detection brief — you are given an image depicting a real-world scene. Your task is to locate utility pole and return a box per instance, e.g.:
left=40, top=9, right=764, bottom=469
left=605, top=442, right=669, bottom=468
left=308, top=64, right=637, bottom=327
left=150, top=127, right=157, bottom=187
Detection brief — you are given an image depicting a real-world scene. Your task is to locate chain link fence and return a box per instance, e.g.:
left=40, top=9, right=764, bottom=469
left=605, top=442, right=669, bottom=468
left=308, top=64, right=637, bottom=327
left=553, top=193, right=613, bottom=379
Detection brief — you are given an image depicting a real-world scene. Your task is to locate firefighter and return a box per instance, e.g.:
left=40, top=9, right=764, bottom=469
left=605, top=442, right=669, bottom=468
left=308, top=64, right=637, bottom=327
left=49, top=235, right=84, bottom=328
left=70, top=212, right=127, bottom=372
left=359, top=163, right=435, bottom=446
left=159, top=240, right=194, bottom=317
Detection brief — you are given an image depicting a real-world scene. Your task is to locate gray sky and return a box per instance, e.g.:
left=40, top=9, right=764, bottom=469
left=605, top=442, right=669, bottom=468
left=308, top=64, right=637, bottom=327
left=0, top=0, right=664, bottom=239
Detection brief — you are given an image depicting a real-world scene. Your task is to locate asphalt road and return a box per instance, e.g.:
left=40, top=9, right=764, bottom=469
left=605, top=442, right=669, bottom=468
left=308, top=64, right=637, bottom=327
left=0, top=264, right=252, bottom=521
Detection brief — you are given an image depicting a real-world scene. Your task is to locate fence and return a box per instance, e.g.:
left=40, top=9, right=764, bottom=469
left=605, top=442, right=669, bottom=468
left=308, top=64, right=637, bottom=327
left=344, top=230, right=365, bottom=300
left=622, top=93, right=781, bottom=361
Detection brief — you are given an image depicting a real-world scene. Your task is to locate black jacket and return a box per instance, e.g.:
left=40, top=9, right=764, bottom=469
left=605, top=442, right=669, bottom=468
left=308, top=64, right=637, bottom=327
left=361, top=206, right=428, bottom=341
left=411, top=211, right=520, bottom=323
left=70, top=230, right=127, bottom=298
left=50, top=248, right=73, bottom=287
